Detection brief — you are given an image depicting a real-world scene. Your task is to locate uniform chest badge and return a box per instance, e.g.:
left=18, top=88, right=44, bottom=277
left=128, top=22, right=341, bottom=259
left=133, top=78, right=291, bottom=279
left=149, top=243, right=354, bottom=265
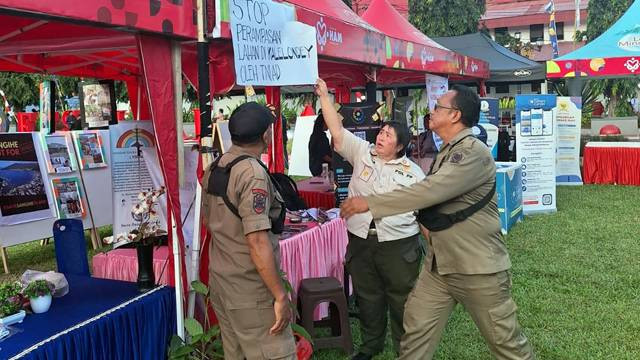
left=359, top=165, right=373, bottom=182
left=252, top=189, right=267, bottom=214
left=450, top=152, right=464, bottom=164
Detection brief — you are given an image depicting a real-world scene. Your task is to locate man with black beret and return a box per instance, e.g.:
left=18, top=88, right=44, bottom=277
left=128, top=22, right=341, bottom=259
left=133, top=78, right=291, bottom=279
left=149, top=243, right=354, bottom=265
left=201, top=102, right=296, bottom=359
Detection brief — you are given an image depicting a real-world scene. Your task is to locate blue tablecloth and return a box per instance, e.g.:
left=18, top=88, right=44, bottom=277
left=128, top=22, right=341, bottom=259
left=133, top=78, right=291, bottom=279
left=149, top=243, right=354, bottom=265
left=1, top=275, right=176, bottom=360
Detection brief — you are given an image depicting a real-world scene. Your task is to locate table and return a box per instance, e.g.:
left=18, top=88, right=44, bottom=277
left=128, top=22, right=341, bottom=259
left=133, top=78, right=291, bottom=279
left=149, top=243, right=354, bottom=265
left=296, top=177, right=336, bottom=209
left=2, top=275, right=176, bottom=360
left=583, top=142, right=640, bottom=186
left=92, top=246, right=170, bottom=285
left=280, top=218, right=349, bottom=319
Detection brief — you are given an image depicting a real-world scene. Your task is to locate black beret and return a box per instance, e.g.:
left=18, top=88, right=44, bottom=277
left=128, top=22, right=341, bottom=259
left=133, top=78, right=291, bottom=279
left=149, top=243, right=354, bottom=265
left=228, top=102, right=275, bottom=140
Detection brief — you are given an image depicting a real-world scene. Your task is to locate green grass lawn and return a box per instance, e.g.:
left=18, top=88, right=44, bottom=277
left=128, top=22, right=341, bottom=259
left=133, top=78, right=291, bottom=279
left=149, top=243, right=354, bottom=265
left=2, top=186, right=639, bottom=359
left=315, top=185, right=640, bottom=359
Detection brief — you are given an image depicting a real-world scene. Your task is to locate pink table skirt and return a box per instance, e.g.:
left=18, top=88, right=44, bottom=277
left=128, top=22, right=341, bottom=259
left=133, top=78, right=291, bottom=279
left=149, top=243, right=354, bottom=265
left=280, top=218, right=349, bottom=320
left=92, top=246, right=170, bottom=285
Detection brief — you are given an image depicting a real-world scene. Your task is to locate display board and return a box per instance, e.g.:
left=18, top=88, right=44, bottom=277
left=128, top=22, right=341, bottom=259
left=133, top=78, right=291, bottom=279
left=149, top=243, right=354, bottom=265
left=213, top=120, right=232, bottom=154
left=515, top=94, right=557, bottom=214
left=110, top=122, right=159, bottom=235
left=555, top=97, right=583, bottom=185
left=0, top=130, right=113, bottom=248
left=331, top=103, right=380, bottom=205
left=287, top=115, right=318, bottom=177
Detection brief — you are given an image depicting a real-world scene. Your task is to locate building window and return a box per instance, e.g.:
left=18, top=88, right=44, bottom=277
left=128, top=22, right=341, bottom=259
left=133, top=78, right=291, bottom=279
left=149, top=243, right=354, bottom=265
left=531, top=82, right=541, bottom=94
left=555, top=22, right=564, bottom=40
left=495, top=27, right=509, bottom=38
left=530, top=24, right=544, bottom=42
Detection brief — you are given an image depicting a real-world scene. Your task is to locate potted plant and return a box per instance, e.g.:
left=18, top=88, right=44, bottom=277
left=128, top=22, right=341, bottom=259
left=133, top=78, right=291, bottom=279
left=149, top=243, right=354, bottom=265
left=104, top=186, right=167, bottom=292
left=24, top=280, right=54, bottom=314
left=0, top=282, right=26, bottom=325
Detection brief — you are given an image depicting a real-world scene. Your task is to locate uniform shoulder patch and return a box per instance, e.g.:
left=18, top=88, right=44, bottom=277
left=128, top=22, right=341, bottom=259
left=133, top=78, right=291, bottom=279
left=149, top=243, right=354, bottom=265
left=450, top=152, right=464, bottom=164
left=252, top=188, right=267, bottom=214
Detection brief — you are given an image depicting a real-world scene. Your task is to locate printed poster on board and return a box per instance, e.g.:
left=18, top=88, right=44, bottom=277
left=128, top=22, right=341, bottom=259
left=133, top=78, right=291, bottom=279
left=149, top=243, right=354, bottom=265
left=110, top=122, right=163, bottom=235
left=51, top=177, right=85, bottom=219
left=0, top=133, right=53, bottom=225
left=43, top=134, right=76, bottom=174
left=477, top=98, right=500, bottom=159
left=515, top=94, right=557, bottom=214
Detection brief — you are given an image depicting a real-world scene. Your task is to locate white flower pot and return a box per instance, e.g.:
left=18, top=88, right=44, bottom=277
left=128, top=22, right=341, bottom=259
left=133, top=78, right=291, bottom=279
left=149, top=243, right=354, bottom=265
left=30, top=294, right=52, bottom=314
left=0, top=310, right=26, bottom=326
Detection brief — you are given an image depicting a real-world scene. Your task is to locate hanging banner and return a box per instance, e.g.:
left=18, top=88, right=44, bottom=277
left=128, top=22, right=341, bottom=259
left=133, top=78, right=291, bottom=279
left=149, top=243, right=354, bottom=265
left=425, top=74, right=448, bottom=150
left=39, top=81, right=54, bottom=134
left=109, top=122, right=163, bottom=235
left=555, top=97, right=583, bottom=185
left=0, top=133, right=53, bottom=225
left=142, top=146, right=199, bottom=247
left=477, top=98, right=500, bottom=159
left=515, top=94, right=557, bottom=214
left=230, top=0, right=318, bottom=86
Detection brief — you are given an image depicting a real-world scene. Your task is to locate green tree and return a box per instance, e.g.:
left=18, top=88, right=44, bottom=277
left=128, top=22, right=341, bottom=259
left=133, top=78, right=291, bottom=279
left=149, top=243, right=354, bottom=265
left=577, top=0, right=638, bottom=117
left=408, top=0, right=485, bottom=37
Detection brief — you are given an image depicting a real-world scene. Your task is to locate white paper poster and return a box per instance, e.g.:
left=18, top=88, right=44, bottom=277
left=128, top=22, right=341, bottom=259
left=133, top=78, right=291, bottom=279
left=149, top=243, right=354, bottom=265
left=142, top=146, right=199, bottom=247
left=230, top=0, right=318, bottom=86
left=555, top=97, right=583, bottom=185
left=110, top=122, right=164, bottom=235
left=425, top=74, right=448, bottom=149
left=287, top=115, right=318, bottom=177
left=515, top=95, right=557, bottom=214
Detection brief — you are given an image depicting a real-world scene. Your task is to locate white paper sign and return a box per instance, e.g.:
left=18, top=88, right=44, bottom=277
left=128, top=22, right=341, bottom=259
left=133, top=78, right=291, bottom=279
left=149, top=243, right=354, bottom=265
left=230, top=0, right=318, bottom=86
left=425, top=74, right=448, bottom=149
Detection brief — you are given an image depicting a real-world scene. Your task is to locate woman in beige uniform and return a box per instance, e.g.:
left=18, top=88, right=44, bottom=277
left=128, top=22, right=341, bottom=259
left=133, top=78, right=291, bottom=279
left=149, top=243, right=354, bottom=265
left=315, top=79, right=425, bottom=360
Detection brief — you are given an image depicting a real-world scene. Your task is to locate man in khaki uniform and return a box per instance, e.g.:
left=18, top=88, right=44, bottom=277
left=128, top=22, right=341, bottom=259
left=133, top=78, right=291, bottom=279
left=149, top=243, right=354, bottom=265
left=341, top=85, right=535, bottom=360
left=201, top=102, right=296, bottom=360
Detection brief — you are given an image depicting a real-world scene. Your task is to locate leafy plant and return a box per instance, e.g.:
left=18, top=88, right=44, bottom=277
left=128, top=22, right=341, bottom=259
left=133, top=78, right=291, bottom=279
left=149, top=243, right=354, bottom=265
left=409, top=0, right=485, bottom=37
left=0, top=282, right=23, bottom=318
left=168, top=280, right=224, bottom=360
left=23, top=280, right=54, bottom=299
left=550, top=80, right=599, bottom=127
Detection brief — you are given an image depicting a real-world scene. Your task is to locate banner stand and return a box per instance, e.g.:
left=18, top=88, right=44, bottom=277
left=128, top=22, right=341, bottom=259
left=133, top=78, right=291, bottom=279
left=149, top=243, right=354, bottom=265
left=70, top=136, right=101, bottom=249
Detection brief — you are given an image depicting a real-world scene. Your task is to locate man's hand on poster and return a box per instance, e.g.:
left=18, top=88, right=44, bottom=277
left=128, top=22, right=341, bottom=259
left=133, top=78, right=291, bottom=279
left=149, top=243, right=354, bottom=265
left=314, top=79, right=329, bottom=98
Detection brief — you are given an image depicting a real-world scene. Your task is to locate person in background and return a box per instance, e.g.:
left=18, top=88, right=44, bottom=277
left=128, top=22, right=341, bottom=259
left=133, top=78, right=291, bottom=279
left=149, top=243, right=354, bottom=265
left=307, top=110, right=332, bottom=177
left=340, top=85, right=535, bottom=360
left=214, top=108, right=225, bottom=123
left=411, top=113, right=438, bottom=173
left=315, top=79, right=425, bottom=360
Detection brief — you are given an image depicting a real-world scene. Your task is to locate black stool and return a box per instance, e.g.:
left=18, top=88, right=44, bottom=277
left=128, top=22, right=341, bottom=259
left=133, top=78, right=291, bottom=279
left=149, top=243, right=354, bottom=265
left=297, top=277, right=353, bottom=354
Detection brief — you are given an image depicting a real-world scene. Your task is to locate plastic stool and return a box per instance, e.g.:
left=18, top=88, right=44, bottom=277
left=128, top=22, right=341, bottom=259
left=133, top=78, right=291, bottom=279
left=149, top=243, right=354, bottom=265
left=297, top=277, right=353, bottom=354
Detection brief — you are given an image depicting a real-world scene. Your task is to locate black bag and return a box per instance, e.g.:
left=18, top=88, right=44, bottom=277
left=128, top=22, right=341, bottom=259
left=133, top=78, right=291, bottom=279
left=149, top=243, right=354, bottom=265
left=268, top=173, right=308, bottom=211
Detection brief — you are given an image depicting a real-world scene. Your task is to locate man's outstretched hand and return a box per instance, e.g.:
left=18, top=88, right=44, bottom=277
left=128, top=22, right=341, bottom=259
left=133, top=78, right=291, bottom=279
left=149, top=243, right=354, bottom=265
left=340, top=196, right=369, bottom=219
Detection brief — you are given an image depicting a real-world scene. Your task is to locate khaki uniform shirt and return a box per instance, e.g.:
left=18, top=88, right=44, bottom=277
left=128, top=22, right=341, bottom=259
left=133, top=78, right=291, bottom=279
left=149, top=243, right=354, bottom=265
left=201, top=146, right=283, bottom=307
left=337, top=128, right=425, bottom=241
left=366, top=128, right=512, bottom=275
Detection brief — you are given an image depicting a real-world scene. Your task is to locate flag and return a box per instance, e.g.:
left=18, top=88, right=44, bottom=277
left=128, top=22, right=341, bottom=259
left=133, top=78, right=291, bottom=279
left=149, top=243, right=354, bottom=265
left=546, top=0, right=559, bottom=58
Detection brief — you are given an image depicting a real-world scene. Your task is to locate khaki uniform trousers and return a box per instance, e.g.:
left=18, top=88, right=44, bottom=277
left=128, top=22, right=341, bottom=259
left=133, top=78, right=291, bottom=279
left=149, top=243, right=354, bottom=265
left=346, top=233, right=423, bottom=355
left=210, top=290, right=296, bottom=360
left=399, top=265, right=535, bottom=360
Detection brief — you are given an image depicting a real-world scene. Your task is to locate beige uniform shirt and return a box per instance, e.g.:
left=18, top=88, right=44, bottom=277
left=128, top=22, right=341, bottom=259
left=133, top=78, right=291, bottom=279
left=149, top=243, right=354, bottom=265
left=366, top=128, right=512, bottom=275
left=337, top=128, right=425, bottom=241
left=201, top=146, right=283, bottom=307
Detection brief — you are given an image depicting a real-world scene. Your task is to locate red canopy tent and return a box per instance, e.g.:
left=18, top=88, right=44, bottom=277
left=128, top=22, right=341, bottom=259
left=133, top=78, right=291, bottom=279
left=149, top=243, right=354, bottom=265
left=0, top=0, right=195, bottom=336
left=361, top=0, right=489, bottom=86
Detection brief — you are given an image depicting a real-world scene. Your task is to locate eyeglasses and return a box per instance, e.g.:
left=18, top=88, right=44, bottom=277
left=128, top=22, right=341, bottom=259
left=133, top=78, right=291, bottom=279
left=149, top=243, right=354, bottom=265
left=434, top=103, right=459, bottom=112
